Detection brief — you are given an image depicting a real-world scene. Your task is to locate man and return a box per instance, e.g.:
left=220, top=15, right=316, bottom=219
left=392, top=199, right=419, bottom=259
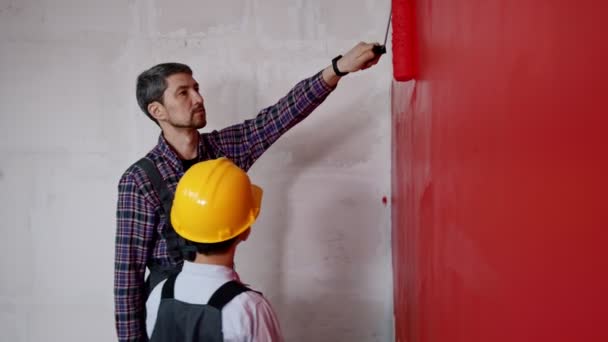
left=115, top=42, right=382, bottom=341
left=146, top=157, right=281, bottom=341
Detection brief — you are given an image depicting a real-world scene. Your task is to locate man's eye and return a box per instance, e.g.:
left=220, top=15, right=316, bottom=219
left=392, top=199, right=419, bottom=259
left=179, top=91, right=187, bottom=96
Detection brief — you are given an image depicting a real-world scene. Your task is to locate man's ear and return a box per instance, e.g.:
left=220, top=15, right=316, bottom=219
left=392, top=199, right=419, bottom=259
left=148, top=101, right=167, bottom=122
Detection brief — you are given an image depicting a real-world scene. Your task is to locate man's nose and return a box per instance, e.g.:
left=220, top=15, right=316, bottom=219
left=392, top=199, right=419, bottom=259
left=192, top=91, right=204, bottom=105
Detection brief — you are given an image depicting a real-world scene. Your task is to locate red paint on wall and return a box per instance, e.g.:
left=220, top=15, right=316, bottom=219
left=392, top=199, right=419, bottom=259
left=391, top=1, right=608, bottom=341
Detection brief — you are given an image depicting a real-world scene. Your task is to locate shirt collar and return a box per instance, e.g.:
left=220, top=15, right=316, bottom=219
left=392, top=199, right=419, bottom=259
left=156, top=133, right=207, bottom=171
left=181, top=261, right=240, bottom=281
left=156, top=133, right=183, bottom=171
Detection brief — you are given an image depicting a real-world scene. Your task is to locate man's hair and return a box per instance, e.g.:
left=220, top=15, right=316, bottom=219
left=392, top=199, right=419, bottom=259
left=136, top=62, right=193, bottom=124
left=182, top=237, right=239, bottom=261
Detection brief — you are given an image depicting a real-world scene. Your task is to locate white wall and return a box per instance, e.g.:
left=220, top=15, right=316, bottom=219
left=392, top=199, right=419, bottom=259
left=0, top=1, right=393, bottom=341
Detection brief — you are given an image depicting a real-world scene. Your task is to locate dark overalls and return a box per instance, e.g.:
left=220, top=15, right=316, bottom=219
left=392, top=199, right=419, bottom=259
left=137, top=158, right=189, bottom=297
left=149, top=273, right=253, bottom=342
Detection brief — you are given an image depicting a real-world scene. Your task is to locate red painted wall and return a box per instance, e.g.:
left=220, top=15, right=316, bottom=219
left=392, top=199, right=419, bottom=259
left=391, top=1, right=608, bottom=341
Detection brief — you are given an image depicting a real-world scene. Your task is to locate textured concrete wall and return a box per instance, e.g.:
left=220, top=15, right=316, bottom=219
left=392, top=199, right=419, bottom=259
left=0, top=1, right=393, bottom=341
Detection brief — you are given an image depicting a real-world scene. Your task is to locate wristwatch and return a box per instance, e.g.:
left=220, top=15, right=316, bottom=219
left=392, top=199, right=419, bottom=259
left=332, top=55, right=349, bottom=77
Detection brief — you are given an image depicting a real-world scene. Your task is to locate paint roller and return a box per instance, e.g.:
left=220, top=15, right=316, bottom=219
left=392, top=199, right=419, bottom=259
left=392, top=0, right=416, bottom=81
left=372, top=0, right=417, bottom=81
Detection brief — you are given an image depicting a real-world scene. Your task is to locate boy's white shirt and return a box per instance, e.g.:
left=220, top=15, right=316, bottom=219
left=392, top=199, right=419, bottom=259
left=146, top=262, right=283, bottom=342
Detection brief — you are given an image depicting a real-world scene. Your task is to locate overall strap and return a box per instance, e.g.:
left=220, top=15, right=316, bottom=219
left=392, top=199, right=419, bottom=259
left=136, top=158, right=187, bottom=263
left=160, top=273, right=179, bottom=300
left=207, top=281, right=252, bottom=311
left=137, top=158, right=173, bottom=216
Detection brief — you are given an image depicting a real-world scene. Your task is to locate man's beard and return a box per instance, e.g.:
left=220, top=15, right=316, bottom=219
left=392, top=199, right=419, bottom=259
left=170, top=108, right=206, bottom=129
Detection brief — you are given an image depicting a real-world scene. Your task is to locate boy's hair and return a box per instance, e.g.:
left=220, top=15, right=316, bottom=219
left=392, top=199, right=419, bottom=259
left=135, top=62, right=193, bottom=125
left=182, top=237, right=239, bottom=261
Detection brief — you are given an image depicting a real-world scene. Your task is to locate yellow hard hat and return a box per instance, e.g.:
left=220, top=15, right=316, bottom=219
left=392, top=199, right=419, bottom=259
left=171, top=157, right=263, bottom=243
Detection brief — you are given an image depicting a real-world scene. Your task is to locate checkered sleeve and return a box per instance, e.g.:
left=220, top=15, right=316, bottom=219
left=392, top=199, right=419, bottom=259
left=206, top=70, right=335, bottom=171
left=114, top=170, right=155, bottom=341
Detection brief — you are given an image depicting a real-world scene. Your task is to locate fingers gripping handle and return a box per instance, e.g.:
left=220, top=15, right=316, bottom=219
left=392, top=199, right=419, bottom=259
left=372, top=44, right=387, bottom=55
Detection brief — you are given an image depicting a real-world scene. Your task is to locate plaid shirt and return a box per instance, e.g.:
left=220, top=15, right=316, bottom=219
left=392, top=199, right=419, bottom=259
left=115, top=71, right=334, bottom=341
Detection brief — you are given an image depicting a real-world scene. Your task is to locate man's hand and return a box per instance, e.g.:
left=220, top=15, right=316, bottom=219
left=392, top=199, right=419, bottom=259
left=338, top=42, right=383, bottom=73
left=322, top=41, right=383, bottom=87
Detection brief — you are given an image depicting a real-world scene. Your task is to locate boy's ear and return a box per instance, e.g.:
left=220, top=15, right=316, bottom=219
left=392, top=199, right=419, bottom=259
left=240, top=228, right=251, bottom=242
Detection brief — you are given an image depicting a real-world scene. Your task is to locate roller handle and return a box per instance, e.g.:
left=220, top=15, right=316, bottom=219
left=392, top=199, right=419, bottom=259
left=372, top=44, right=387, bottom=55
